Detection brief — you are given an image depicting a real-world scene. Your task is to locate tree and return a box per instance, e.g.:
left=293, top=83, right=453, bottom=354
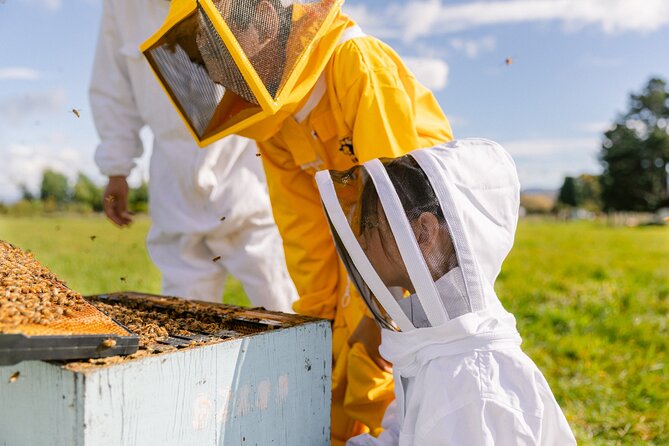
left=19, top=184, right=35, bottom=201
left=577, top=174, right=602, bottom=212
left=557, top=176, right=579, bottom=207
left=599, top=77, right=669, bottom=212
left=72, top=173, right=103, bottom=212
left=40, top=169, right=70, bottom=205
left=129, top=181, right=149, bottom=213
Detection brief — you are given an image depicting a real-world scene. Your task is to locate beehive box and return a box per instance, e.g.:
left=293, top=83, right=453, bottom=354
left=0, top=293, right=331, bottom=446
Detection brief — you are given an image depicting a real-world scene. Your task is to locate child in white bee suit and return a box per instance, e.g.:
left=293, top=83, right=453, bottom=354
left=315, top=138, right=577, bottom=445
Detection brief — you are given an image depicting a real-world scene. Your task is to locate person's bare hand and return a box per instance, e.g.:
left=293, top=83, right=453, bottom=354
left=103, top=176, right=133, bottom=227
left=348, top=315, right=392, bottom=372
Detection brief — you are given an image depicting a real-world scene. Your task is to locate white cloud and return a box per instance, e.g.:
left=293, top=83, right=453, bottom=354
left=0, top=67, right=40, bottom=80
left=582, top=55, right=625, bottom=68
left=403, top=57, right=449, bottom=90
left=342, top=4, right=397, bottom=40
left=501, top=137, right=598, bottom=157
left=444, top=114, right=468, bottom=128
left=0, top=129, right=151, bottom=203
left=514, top=156, right=602, bottom=189
left=0, top=88, right=66, bottom=124
left=449, top=36, right=497, bottom=59
left=24, top=0, right=62, bottom=11
left=499, top=137, right=602, bottom=188
left=0, top=141, right=102, bottom=203
left=580, top=121, right=612, bottom=134
left=346, top=0, right=669, bottom=42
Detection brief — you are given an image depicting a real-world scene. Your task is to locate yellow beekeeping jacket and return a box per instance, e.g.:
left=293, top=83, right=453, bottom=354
left=241, top=17, right=452, bottom=318
left=237, top=12, right=453, bottom=445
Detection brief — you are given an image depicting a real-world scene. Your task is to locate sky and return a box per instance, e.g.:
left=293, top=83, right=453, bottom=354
left=1, top=0, right=668, bottom=202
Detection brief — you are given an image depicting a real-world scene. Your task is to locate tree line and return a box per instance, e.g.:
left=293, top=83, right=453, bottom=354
left=555, top=77, right=669, bottom=213
left=3, top=77, right=667, bottom=217
left=1, top=171, right=148, bottom=215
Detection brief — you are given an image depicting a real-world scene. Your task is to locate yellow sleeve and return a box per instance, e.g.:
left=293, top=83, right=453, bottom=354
left=258, top=139, right=341, bottom=320
left=330, top=36, right=453, bottom=162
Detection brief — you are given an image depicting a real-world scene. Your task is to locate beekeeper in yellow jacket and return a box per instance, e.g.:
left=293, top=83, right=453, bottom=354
left=141, top=1, right=453, bottom=443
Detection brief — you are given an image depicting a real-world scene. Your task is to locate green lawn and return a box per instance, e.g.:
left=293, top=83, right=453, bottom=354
left=1, top=215, right=667, bottom=444
left=496, top=219, right=668, bottom=445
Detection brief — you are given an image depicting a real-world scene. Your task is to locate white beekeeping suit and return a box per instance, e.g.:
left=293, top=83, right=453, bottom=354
left=316, top=138, right=576, bottom=445
left=90, top=0, right=297, bottom=312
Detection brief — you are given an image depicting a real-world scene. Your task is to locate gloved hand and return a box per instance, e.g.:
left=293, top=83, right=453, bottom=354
left=348, top=315, right=392, bottom=373
left=103, top=175, right=133, bottom=227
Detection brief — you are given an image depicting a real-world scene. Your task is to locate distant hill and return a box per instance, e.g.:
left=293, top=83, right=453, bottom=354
left=520, top=189, right=557, bottom=214
left=521, top=188, right=558, bottom=198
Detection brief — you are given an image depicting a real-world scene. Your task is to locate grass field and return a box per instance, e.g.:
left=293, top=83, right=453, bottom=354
left=1, top=215, right=667, bottom=444
left=0, top=215, right=249, bottom=306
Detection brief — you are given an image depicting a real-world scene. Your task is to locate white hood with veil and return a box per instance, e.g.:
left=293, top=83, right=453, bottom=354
left=316, top=138, right=576, bottom=445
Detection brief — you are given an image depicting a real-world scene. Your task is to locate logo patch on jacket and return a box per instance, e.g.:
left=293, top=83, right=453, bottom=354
left=338, top=137, right=358, bottom=163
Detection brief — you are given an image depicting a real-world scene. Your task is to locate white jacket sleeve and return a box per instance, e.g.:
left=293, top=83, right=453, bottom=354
left=89, top=0, right=145, bottom=177
left=346, top=401, right=400, bottom=446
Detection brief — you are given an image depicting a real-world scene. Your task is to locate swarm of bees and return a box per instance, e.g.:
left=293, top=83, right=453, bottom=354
left=90, top=299, right=226, bottom=348
left=0, top=241, right=88, bottom=328
left=92, top=301, right=170, bottom=346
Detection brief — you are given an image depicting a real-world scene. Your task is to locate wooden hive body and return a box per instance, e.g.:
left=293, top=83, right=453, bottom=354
left=0, top=301, right=331, bottom=446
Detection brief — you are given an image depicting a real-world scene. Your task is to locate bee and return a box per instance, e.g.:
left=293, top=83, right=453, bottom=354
left=220, top=216, right=226, bottom=221
left=504, top=57, right=514, bottom=66
left=8, top=372, right=19, bottom=383
left=71, top=108, right=81, bottom=118
left=90, top=235, right=97, bottom=242
left=100, top=338, right=117, bottom=348
left=120, top=277, right=127, bottom=282
left=212, top=256, right=221, bottom=262
left=255, top=153, right=261, bottom=157
left=105, top=195, right=116, bottom=204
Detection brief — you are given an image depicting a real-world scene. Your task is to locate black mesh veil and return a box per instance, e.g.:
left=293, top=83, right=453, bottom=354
left=142, top=0, right=341, bottom=145
left=317, top=156, right=472, bottom=331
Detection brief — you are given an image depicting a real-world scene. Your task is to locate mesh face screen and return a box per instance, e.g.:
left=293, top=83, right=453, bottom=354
left=327, top=167, right=414, bottom=331
left=327, top=215, right=399, bottom=332
left=378, top=157, right=469, bottom=321
left=325, top=156, right=474, bottom=330
left=146, top=11, right=228, bottom=138
left=209, top=0, right=290, bottom=99
left=204, top=0, right=338, bottom=100
left=197, top=5, right=259, bottom=104
left=143, top=0, right=342, bottom=142
left=270, top=0, right=339, bottom=97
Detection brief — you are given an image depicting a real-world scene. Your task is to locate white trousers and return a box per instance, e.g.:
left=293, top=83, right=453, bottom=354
left=146, top=216, right=297, bottom=313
